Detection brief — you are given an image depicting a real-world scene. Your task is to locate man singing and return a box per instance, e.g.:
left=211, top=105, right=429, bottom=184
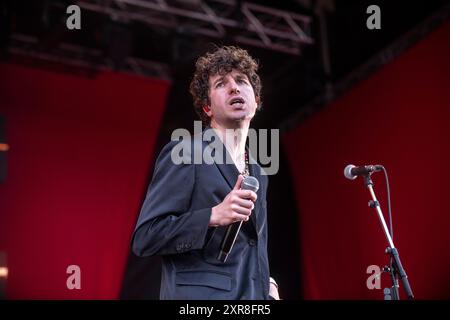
left=132, top=46, right=279, bottom=300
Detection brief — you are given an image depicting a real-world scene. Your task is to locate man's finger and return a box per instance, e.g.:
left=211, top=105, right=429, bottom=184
left=233, top=206, right=252, bottom=216
left=233, top=175, right=244, bottom=190
left=235, top=190, right=257, bottom=202
left=234, top=213, right=251, bottom=222
left=233, top=198, right=254, bottom=209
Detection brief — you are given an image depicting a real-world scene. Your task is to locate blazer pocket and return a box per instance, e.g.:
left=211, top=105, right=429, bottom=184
left=176, top=270, right=232, bottom=291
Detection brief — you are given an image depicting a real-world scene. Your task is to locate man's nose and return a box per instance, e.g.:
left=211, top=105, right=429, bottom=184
left=228, top=79, right=240, bottom=94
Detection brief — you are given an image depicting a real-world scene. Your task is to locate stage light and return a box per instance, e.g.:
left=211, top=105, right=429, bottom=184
left=0, top=143, right=9, bottom=152
left=0, top=267, right=8, bottom=278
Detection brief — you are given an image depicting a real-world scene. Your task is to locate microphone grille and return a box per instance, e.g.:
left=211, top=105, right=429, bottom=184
left=241, top=176, right=259, bottom=192
left=344, top=164, right=357, bottom=180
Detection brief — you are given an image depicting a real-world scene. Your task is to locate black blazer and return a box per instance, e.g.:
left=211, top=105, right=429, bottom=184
left=131, top=128, right=271, bottom=300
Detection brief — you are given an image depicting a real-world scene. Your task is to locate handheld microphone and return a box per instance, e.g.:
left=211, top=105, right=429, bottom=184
left=344, top=164, right=383, bottom=180
left=217, top=176, right=259, bottom=263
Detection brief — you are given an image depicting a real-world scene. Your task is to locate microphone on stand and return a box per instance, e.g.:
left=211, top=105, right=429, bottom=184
left=344, top=164, right=383, bottom=180
left=217, top=176, right=259, bottom=263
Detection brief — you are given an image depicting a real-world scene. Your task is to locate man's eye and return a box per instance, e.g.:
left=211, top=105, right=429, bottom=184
left=216, top=82, right=223, bottom=88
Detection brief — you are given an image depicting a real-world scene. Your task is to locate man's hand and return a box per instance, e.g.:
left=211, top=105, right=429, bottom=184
left=209, top=175, right=257, bottom=227
left=269, top=277, right=280, bottom=300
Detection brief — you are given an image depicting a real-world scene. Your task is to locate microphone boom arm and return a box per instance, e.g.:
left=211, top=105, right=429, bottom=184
left=364, top=174, right=414, bottom=300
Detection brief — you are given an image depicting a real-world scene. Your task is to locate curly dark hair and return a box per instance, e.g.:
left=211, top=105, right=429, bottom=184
left=189, top=46, right=262, bottom=125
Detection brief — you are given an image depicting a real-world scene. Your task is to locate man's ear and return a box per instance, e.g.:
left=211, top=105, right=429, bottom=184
left=203, top=105, right=212, bottom=117
left=256, top=96, right=261, bottom=109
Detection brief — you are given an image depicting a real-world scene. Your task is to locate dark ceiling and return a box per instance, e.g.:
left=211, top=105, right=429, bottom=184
left=1, top=0, right=449, bottom=132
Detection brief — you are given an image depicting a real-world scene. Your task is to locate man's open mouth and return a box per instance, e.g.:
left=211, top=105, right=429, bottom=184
left=229, top=97, right=245, bottom=105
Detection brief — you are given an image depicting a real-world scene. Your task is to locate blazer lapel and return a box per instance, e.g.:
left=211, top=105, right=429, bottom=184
left=202, top=127, right=239, bottom=190
left=215, top=155, right=240, bottom=191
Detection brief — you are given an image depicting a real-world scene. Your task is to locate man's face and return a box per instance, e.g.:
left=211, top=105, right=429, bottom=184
left=206, top=69, right=258, bottom=127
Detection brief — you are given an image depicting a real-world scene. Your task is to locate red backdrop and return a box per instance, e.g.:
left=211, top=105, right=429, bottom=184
left=0, top=63, right=169, bottom=299
left=283, top=21, right=450, bottom=299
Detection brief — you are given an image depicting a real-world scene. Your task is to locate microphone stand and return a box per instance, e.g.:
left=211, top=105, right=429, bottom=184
left=363, top=174, right=414, bottom=300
